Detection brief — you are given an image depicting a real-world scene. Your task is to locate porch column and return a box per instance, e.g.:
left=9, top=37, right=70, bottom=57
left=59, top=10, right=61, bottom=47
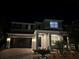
left=49, top=33, right=51, bottom=49
left=36, top=32, right=38, bottom=49
left=46, top=33, right=49, bottom=49
left=67, top=36, right=70, bottom=50
left=28, top=24, right=31, bottom=30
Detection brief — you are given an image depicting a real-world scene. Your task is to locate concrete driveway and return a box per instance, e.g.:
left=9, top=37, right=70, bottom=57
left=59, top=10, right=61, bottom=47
left=0, top=48, right=33, bottom=59
left=0, top=48, right=79, bottom=59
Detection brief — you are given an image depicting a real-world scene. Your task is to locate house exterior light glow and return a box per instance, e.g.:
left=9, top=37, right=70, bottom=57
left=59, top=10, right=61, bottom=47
left=6, top=37, right=11, bottom=48
left=7, top=38, right=11, bottom=42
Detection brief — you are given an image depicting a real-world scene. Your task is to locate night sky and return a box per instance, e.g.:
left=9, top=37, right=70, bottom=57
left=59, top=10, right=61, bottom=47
left=1, top=1, right=79, bottom=23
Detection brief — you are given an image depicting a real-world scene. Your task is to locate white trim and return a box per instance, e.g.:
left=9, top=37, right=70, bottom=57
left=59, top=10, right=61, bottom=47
left=34, top=30, right=68, bottom=36
left=7, top=33, right=34, bottom=38
left=11, top=22, right=36, bottom=25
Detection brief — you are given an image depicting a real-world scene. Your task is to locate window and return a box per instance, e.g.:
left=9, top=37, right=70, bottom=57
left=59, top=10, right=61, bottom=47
left=31, top=25, right=35, bottom=30
left=16, top=24, right=22, bottom=29
left=12, top=24, right=17, bottom=29
left=51, top=35, right=60, bottom=49
left=12, top=24, right=22, bottom=29
left=50, top=21, right=58, bottom=28
left=25, top=25, right=28, bottom=29
left=36, top=25, right=40, bottom=29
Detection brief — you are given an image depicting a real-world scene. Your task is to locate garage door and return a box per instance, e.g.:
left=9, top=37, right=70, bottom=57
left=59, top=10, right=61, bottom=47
left=10, top=38, right=32, bottom=48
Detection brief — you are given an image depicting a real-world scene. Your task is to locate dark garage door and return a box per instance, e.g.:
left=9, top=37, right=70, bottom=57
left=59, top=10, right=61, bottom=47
left=10, top=38, right=32, bottom=48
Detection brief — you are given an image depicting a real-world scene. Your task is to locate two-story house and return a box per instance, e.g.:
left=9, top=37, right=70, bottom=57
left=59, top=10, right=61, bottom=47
left=6, top=19, right=70, bottom=51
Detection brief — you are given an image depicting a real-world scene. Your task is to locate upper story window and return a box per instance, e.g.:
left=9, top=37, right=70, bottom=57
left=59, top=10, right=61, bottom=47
left=16, top=24, right=22, bottom=29
left=25, top=25, right=28, bottom=29
left=12, top=24, right=22, bottom=29
left=31, top=25, right=35, bottom=30
left=50, top=21, right=58, bottom=29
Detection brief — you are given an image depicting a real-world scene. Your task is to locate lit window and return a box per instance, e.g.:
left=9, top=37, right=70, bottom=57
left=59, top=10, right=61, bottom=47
left=50, top=21, right=58, bottom=28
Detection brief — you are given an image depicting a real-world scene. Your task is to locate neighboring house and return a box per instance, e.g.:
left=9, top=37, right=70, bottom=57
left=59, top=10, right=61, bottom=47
left=6, top=19, right=71, bottom=50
